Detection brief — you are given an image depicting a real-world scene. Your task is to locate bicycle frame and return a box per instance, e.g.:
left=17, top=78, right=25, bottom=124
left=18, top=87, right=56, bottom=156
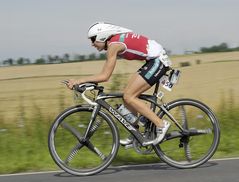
left=82, top=82, right=184, bottom=146
left=95, top=94, right=146, bottom=144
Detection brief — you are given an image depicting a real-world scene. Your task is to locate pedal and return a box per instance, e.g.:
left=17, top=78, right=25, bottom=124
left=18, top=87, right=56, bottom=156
left=124, top=144, right=133, bottom=149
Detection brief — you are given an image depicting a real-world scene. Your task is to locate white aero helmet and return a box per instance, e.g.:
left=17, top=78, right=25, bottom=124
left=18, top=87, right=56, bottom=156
left=88, top=22, right=133, bottom=43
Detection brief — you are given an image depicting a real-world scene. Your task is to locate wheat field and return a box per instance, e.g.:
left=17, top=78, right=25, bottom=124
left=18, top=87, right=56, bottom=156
left=0, top=52, right=239, bottom=122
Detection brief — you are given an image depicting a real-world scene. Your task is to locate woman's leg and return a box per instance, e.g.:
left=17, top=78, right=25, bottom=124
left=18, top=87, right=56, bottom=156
left=123, top=73, right=165, bottom=128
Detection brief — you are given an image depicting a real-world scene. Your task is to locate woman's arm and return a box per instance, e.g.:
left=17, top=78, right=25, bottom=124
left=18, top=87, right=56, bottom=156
left=67, top=43, right=125, bottom=89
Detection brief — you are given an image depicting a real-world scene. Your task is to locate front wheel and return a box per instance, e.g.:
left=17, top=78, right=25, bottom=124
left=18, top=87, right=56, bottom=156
left=48, top=105, right=119, bottom=176
left=154, top=99, right=220, bottom=168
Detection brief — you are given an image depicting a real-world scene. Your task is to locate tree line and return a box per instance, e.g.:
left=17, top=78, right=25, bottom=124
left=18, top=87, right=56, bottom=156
left=200, top=42, right=239, bottom=53
left=1, top=42, right=238, bottom=67
left=0, top=53, right=107, bottom=66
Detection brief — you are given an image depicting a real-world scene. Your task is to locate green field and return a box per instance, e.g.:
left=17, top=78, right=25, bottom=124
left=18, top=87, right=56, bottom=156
left=0, top=51, right=239, bottom=174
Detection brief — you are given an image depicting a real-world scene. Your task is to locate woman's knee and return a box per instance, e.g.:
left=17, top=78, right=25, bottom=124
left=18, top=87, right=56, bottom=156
left=123, top=92, right=134, bottom=105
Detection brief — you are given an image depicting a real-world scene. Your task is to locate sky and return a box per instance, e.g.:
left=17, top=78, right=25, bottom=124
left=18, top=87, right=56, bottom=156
left=0, top=0, right=239, bottom=61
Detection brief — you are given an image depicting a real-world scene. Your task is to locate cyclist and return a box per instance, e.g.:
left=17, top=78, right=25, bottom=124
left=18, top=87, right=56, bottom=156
left=67, top=22, right=171, bottom=145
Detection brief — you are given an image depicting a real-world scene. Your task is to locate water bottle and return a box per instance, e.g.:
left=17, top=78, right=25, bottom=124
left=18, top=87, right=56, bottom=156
left=117, top=104, right=137, bottom=124
left=169, top=69, right=181, bottom=84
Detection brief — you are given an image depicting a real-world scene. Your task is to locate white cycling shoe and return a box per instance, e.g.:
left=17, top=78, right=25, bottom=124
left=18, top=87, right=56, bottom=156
left=120, top=125, right=139, bottom=146
left=121, top=121, right=171, bottom=146
left=120, top=137, right=133, bottom=146
left=143, top=120, right=171, bottom=146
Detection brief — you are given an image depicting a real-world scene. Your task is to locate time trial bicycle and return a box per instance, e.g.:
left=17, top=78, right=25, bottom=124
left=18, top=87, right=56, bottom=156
left=48, top=73, right=220, bottom=176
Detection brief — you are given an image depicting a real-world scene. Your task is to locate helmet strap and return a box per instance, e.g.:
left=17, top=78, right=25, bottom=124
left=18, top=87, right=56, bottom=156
left=104, top=36, right=113, bottom=50
left=104, top=41, right=108, bottom=50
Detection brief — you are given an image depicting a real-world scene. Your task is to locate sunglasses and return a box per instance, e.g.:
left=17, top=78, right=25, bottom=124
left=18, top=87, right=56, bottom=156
left=90, top=36, right=96, bottom=43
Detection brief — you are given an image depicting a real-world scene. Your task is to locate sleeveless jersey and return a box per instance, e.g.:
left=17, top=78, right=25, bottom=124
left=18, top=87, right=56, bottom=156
left=108, top=32, right=172, bottom=66
left=108, top=33, right=148, bottom=60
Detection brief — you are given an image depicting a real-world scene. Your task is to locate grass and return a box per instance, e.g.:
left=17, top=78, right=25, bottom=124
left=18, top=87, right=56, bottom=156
left=0, top=107, right=55, bottom=173
left=213, top=90, right=239, bottom=158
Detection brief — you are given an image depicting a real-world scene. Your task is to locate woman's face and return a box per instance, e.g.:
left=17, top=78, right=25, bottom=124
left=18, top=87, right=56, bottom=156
left=91, top=41, right=105, bottom=51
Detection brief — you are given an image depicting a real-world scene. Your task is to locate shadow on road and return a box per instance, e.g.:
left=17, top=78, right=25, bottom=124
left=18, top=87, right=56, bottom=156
left=54, top=161, right=218, bottom=178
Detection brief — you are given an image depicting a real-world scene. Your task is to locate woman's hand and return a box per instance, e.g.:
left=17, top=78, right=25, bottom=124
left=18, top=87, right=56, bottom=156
left=66, top=79, right=83, bottom=90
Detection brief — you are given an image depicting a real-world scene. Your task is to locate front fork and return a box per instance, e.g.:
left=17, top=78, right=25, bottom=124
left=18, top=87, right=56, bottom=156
left=83, top=104, right=101, bottom=139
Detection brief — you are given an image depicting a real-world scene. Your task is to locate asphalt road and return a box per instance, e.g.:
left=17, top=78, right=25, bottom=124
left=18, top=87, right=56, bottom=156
left=1, top=158, right=239, bottom=182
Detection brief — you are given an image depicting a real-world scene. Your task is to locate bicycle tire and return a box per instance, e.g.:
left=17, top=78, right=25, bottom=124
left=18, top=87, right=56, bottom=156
left=48, top=105, right=119, bottom=176
left=154, top=98, right=220, bottom=168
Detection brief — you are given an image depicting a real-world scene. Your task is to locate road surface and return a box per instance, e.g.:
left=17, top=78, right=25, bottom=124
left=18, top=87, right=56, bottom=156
left=1, top=158, right=238, bottom=182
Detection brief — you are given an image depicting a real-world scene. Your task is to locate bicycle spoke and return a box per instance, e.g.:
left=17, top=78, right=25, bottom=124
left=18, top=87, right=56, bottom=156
left=188, top=128, right=212, bottom=136
left=65, top=142, right=84, bottom=164
left=184, top=143, right=192, bottom=162
left=61, top=121, right=83, bottom=141
left=85, top=141, right=106, bottom=160
left=180, top=105, right=188, bottom=129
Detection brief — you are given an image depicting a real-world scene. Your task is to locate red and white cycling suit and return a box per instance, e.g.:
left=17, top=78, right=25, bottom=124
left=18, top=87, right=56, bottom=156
left=108, top=32, right=172, bottom=66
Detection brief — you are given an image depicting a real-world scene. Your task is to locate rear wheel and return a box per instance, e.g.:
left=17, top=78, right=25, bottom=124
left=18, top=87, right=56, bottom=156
left=154, top=99, right=220, bottom=168
left=48, top=105, right=119, bottom=176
